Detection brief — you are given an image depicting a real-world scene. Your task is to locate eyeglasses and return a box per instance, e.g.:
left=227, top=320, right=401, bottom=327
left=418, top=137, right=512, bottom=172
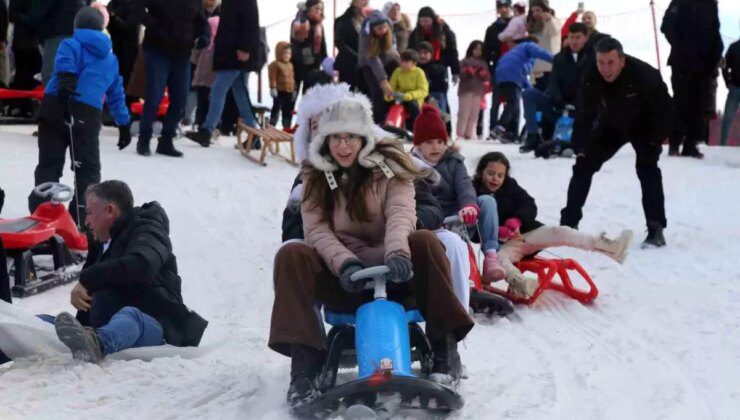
left=328, top=134, right=362, bottom=147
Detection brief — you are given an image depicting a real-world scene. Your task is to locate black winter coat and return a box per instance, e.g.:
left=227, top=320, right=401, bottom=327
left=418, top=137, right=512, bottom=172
left=546, top=46, right=591, bottom=108
left=661, top=0, right=723, bottom=74
left=418, top=60, right=448, bottom=94
left=78, top=202, right=207, bottom=347
left=572, top=55, right=674, bottom=151
left=9, top=0, right=39, bottom=50
left=334, top=7, right=361, bottom=86
left=213, top=0, right=260, bottom=72
left=139, top=0, right=207, bottom=60
left=24, top=0, right=84, bottom=42
left=474, top=177, right=543, bottom=234
left=107, top=0, right=140, bottom=87
left=408, top=21, right=460, bottom=77
left=723, top=40, right=740, bottom=88
left=0, top=1, right=8, bottom=44
left=483, top=17, right=511, bottom=73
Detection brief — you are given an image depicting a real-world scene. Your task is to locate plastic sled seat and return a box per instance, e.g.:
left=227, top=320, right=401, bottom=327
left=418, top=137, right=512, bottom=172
left=485, top=257, right=599, bottom=305
left=130, top=95, right=169, bottom=117
left=0, top=217, right=57, bottom=250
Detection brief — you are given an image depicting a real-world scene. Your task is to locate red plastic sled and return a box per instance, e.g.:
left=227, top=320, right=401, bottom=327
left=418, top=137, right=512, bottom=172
left=485, top=257, right=599, bottom=305
left=130, top=94, right=169, bottom=117
left=0, top=86, right=44, bottom=100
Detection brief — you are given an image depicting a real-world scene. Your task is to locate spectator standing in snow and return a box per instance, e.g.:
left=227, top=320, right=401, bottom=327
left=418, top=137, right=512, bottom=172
left=382, top=2, right=411, bottom=54
left=528, top=0, right=560, bottom=91
left=190, top=15, right=220, bottom=129
left=560, top=38, right=672, bottom=248
left=334, top=0, right=366, bottom=90
left=8, top=0, right=42, bottom=93
left=457, top=40, right=490, bottom=140
left=185, top=0, right=261, bottom=149
left=357, top=10, right=399, bottom=123
left=484, top=0, right=514, bottom=139
left=581, top=10, right=609, bottom=57
left=268, top=41, right=296, bottom=129
left=290, top=0, right=327, bottom=94
left=661, top=0, right=724, bottom=159
left=135, top=0, right=208, bottom=157
left=417, top=41, right=448, bottom=113
left=721, top=40, right=740, bottom=146
left=106, top=0, right=141, bottom=107
left=498, top=1, right=527, bottom=45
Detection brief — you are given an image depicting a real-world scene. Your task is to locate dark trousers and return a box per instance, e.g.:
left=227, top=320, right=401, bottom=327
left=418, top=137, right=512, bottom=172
left=10, top=47, right=42, bottom=90
left=402, top=100, right=420, bottom=130
left=1, top=237, right=10, bottom=304
left=268, top=231, right=474, bottom=357
left=269, top=91, right=295, bottom=128
left=195, top=86, right=210, bottom=128
left=670, top=71, right=717, bottom=151
left=139, top=49, right=190, bottom=143
left=560, top=130, right=667, bottom=229
left=28, top=98, right=102, bottom=226
left=496, top=82, right=521, bottom=135
left=534, top=72, right=551, bottom=92
left=362, top=66, right=388, bottom=124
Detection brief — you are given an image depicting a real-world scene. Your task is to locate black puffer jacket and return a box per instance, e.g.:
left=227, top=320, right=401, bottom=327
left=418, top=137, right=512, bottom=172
left=24, top=0, right=84, bottom=42
left=139, top=0, right=207, bottom=60
left=546, top=46, right=592, bottom=108
left=79, top=202, right=207, bottom=347
left=334, top=6, right=361, bottom=86
left=213, top=0, right=260, bottom=72
left=9, top=0, right=39, bottom=50
left=661, top=0, right=723, bottom=74
left=474, top=176, right=543, bottom=234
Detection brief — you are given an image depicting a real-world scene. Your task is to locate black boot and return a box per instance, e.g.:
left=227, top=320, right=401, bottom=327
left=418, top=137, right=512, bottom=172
left=136, top=138, right=151, bottom=156
left=642, top=221, right=666, bottom=248
left=519, top=133, right=541, bottom=153
left=185, top=128, right=211, bottom=147
left=156, top=137, right=184, bottom=157
left=429, top=334, right=463, bottom=386
left=680, top=146, right=704, bottom=159
left=287, top=344, right=323, bottom=407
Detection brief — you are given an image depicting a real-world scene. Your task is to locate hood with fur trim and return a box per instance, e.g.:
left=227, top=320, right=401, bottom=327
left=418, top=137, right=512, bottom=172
left=294, top=83, right=353, bottom=163
left=275, top=41, right=292, bottom=62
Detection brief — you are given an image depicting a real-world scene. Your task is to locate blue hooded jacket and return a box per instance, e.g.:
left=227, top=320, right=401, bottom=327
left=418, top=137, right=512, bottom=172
left=495, top=42, right=554, bottom=89
left=45, top=29, right=130, bottom=126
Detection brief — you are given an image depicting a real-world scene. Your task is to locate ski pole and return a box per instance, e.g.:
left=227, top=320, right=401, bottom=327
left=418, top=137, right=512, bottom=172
left=65, top=114, right=83, bottom=230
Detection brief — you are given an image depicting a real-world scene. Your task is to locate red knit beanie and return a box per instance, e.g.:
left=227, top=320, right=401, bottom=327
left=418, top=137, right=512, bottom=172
left=413, top=104, right=448, bottom=145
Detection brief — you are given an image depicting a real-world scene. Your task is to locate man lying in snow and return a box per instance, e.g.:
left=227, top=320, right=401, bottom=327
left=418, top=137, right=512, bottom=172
left=52, top=180, right=208, bottom=362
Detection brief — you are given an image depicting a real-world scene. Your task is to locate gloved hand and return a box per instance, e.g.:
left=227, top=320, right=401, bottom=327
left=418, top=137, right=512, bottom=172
left=339, top=260, right=366, bottom=293
left=57, top=72, right=77, bottom=124
left=458, top=205, right=479, bottom=225
left=117, top=124, right=132, bottom=150
left=194, top=35, right=209, bottom=50
left=504, top=217, right=521, bottom=231
left=270, top=88, right=278, bottom=98
left=452, top=74, right=460, bottom=85
left=386, top=255, right=413, bottom=282
left=498, top=225, right=515, bottom=241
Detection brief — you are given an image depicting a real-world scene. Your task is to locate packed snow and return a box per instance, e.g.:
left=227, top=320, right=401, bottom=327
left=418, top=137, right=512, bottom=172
left=1, top=123, right=739, bottom=419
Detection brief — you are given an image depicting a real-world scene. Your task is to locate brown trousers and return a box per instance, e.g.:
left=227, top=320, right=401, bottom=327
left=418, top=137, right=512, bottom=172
left=269, top=230, right=474, bottom=357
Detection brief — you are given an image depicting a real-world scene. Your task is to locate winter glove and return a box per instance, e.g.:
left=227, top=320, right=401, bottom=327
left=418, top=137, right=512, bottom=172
left=194, top=35, right=209, bottom=50
left=270, top=88, right=278, bottom=98
left=452, top=74, right=460, bottom=85
left=339, top=260, right=366, bottom=293
left=504, top=218, right=522, bottom=231
left=57, top=72, right=77, bottom=124
left=498, top=225, right=515, bottom=241
left=458, top=205, right=479, bottom=225
left=117, top=124, right=132, bottom=150
left=385, top=255, right=413, bottom=282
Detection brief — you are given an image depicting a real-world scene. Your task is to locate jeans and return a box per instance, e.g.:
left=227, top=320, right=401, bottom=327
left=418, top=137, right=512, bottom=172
left=139, top=49, right=190, bottom=142
left=721, top=86, right=740, bottom=146
left=203, top=70, right=257, bottom=132
left=523, top=87, right=559, bottom=135
left=477, top=195, right=500, bottom=252
left=496, top=82, right=521, bottom=135
left=429, top=91, right=448, bottom=116
left=96, top=306, right=164, bottom=355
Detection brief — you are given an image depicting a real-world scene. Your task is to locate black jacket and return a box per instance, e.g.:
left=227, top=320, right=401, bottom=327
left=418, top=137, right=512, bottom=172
left=334, top=7, right=361, bottom=84
left=661, top=0, right=723, bottom=74
left=107, top=0, right=140, bottom=86
left=546, top=46, right=591, bottom=108
left=213, top=0, right=260, bottom=72
left=79, top=202, right=207, bottom=347
left=572, top=55, right=674, bottom=151
left=474, top=177, right=543, bottom=235
left=9, top=0, right=39, bottom=50
left=408, top=21, right=460, bottom=77
left=139, top=0, right=207, bottom=60
left=291, top=15, right=327, bottom=72
left=24, top=0, right=84, bottom=42
left=723, top=40, right=740, bottom=88
left=418, top=60, right=448, bottom=94
left=483, top=16, right=511, bottom=73
left=0, top=1, right=8, bottom=44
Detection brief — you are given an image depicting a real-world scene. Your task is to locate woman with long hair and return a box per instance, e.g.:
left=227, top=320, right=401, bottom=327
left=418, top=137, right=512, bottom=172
left=358, top=10, right=400, bottom=123
left=268, top=95, right=474, bottom=407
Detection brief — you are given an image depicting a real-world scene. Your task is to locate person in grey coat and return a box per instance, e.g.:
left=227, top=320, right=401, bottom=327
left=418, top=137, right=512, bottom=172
left=358, top=10, right=399, bottom=123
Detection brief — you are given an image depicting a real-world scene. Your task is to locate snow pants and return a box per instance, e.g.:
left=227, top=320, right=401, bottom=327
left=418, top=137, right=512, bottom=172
left=268, top=230, right=474, bottom=357
left=269, top=91, right=295, bottom=129
left=495, top=82, right=521, bottom=136
left=29, top=97, right=102, bottom=226
left=560, top=132, right=666, bottom=229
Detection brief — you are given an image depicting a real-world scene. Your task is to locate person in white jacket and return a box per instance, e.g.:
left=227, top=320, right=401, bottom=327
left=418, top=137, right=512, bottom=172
left=529, top=0, right=561, bottom=90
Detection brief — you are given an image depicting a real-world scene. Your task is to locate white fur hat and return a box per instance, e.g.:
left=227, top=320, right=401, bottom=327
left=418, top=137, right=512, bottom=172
left=293, top=83, right=352, bottom=163
left=308, top=93, right=383, bottom=172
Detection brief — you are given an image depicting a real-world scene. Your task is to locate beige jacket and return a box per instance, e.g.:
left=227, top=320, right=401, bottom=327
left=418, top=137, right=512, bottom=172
left=532, top=16, right=561, bottom=77
left=301, top=171, right=417, bottom=276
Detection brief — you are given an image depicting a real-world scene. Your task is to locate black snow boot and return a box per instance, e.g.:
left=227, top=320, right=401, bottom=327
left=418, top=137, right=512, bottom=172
left=156, top=137, right=184, bottom=157
left=642, top=221, right=666, bottom=248
left=519, top=133, right=541, bottom=153
left=185, top=128, right=211, bottom=147
left=429, top=334, right=463, bottom=387
left=287, top=344, right=323, bottom=407
left=54, top=312, right=104, bottom=363
left=137, top=138, right=151, bottom=156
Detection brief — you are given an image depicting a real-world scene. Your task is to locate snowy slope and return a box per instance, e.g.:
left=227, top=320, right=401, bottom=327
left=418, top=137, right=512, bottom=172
left=1, top=125, right=739, bottom=419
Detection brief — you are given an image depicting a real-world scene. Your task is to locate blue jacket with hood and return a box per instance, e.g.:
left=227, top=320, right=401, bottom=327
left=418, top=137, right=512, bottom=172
left=45, top=29, right=130, bottom=126
left=495, top=41, right=554, bottom=89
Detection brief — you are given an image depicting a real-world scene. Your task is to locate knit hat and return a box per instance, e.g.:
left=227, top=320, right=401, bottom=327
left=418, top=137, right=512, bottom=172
left=417, top=41, right=434, bottom=53
left=417, top=6, right=436, bottom=20
left=74, top=7, right=105, bottom=31
left=366, top=10, right=391, bottom=28
left=90, top=2, right=110, bottom=28
left=413, top=104, right=448, bottom=145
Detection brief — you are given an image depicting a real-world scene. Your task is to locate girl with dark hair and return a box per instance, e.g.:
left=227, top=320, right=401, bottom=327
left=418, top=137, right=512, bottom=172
left=357, top=10, right=400, bottom=123
left=457, top=40, right=490, bottom=139
left=472, top=152, right=633, bottom=298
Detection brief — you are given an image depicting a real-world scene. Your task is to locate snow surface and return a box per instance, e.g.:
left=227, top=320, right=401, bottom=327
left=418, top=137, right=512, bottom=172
left=1, top=124, right=740, bottom=419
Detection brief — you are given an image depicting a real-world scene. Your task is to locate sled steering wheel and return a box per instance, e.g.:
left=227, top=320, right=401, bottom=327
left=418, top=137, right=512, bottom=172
left=350, top=265, right=413, bottom=284
left=33, top=182, right=74, bottom=204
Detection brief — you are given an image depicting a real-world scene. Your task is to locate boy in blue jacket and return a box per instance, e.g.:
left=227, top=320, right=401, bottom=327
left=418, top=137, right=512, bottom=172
left=492, top=38, right=553, bottom=143
left=29, top=6, right=131, bottom=227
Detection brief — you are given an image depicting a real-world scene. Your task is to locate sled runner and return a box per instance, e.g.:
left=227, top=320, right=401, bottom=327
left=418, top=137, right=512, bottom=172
left=236, top=110, right=297, bottom=166
left=0, top=87, right=44, bottom=125
left=291, top=266, right=464, bottom=418
left=0, top=183, right=87, bottom=298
